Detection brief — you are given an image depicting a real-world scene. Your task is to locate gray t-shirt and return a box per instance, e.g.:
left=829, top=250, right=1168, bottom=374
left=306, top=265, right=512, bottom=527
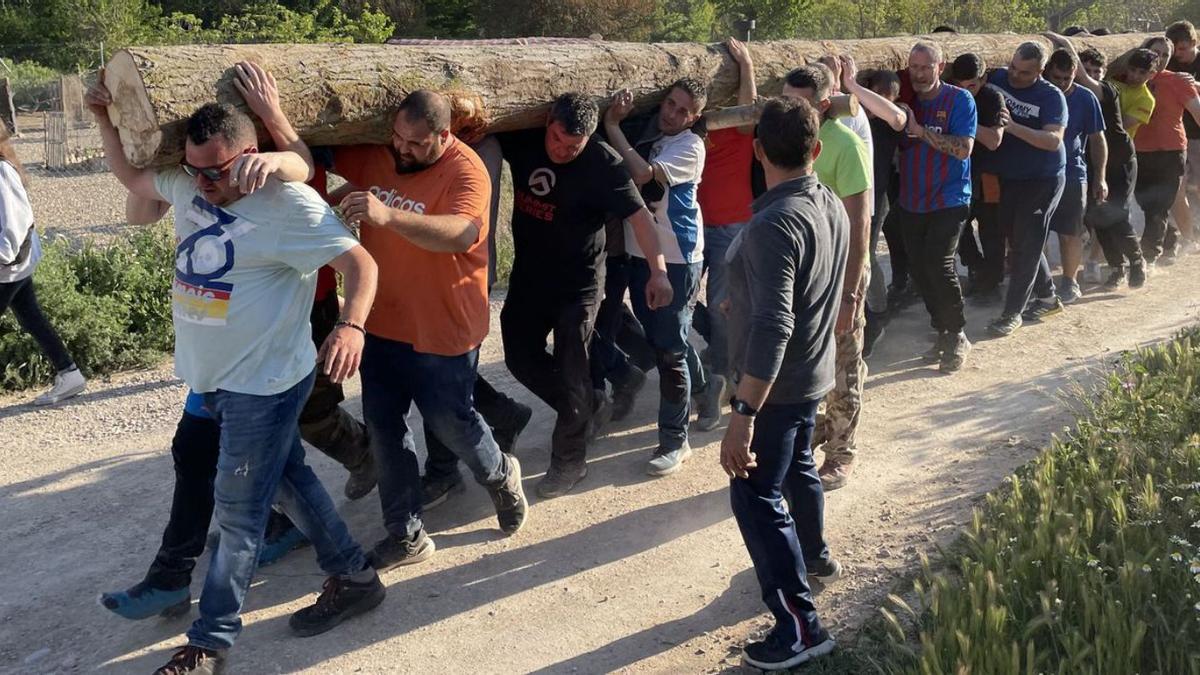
left=727, top=174, right=849, bottom=404
left=155, top=169, right=358, bottom=395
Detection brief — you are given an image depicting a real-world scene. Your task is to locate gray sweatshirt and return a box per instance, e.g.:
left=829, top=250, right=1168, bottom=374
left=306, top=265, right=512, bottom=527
left=727, top=174, right=848, bottom=404
left=0, top=160, right=39, bottom=284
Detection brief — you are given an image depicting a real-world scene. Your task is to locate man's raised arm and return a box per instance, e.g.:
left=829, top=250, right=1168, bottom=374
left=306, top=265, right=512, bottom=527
left=85, top=70, right=162, bottom=202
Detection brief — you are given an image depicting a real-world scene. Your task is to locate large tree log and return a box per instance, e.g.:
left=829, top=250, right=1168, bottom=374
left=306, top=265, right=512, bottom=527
left=104, top=32, right=1153, bottom=168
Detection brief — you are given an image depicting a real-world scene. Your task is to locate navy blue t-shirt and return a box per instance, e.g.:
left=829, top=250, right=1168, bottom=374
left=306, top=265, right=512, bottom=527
left=987, top=69, right=1068, bottom=180
left=1062, top=85, right=1105, bottom=183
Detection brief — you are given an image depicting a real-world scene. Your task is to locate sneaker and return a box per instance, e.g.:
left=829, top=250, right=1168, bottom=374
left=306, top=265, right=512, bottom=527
left=1129, top=261, right=1147, bottom=289
left=420, top=472, right=466, bottom=510
left=1022, top=296, right=1064, bottom=322
left=588, top=389, right=614, bottom=442
left=921, top=331, right=948, bottom=363
left=99, top=581, right=191, bottom=620
left=258, top=512, right=310, bottom=568
left=343, top=455, right=377, bottom=501
left=1058, top=278, right=1082, bottom=305
left=289, top=571, right=386, bottom=637
left=610, top=367, right=647, bottom=422
left=1102, top=268, right=1126, bottom=290
left=368, top=529, right=435, bottom=572
left=646, top=443, right=693, bottom=477
left=807, top=557, right=844, bottom=586
left=536, top=463, right=587, bottom=499
left=987, top=313, right=1023, bottom=337
left=1160, top=246, right=1180, bottom=266
left=862, top=309, right=886, bottom=358
left=939, top=332, right=971, bottom=373
left=490, top=400, right=533, bottom=455
left=692, top=374, right=726, bottom=432
left=153, top=646, right=226, bottom=675
left=485, top=454, right=527, bottom=535
left=33, top=367, right=86, bottom=406
left=742, top=631, right=836, bottom=671
left=818, top=461, right=853, bottom=491
left=1084, top=261, right=1103, bottom=285
left=969, top=286, right=1003, bottom=306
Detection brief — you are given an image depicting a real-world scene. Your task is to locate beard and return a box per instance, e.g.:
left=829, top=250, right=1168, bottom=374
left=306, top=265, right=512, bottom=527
left=389, top=146, right=433, bottom=174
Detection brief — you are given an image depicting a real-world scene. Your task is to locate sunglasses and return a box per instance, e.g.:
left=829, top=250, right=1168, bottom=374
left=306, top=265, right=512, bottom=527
left=181, top=152, right=245, bottom=182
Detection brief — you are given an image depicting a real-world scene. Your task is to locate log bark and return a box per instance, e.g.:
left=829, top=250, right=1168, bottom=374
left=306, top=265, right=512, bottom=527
left=104, top=32, right=1153, bottom=168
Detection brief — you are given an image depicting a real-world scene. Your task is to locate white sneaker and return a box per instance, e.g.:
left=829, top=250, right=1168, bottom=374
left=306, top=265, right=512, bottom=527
left=34, top=368, right=86, bottom=406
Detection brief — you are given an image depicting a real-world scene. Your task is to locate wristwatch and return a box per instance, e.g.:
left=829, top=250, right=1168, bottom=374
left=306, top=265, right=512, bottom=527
left=729, top=396, right=759, bottom=418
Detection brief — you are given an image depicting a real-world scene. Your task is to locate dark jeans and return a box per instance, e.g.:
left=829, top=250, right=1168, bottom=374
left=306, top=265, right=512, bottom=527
left=190, top=370, right=368, bottom=650
left=629, top=258, right=704, bottom=451
left=729, top=398, right=828, bottom=650
left=972, top=198, right=1005, bottom=290
left=0, top=276, right=74, bottom=372
left=896, top=205, right=970, bottom=333
left=361, top=335, right=504, bottom=539
left=424, top=375, right=527, bottom=482
left=1093, top=158, right=1143, bottom=269
left=1000, top=175, right=1064, bottom=316
left=700, top=223, right=744, bottom=376
left=1135, top=150, right=1186, bottom=262
left=881, top=206, right=909, bottom=289
left=301, top=292, right=370, bottom=471
left=591, top=254, right=655, bottom=389
left=502, top=280, right=601, bottom=470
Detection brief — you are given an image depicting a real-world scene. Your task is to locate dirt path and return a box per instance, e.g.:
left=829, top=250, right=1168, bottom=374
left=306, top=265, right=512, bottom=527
left=3, top=255, right=1199, bottom=674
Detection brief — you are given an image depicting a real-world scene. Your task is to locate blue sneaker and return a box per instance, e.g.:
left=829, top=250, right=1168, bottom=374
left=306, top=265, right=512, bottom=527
left=258, top=520, right=310, bottom=568
left=99, top=581, right=190, bottom=620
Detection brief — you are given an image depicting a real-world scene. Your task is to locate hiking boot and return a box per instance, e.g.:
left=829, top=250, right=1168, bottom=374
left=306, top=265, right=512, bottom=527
left=1022, top=296, right=1065, bottom=322
left=922, top=331, right=949, bottom=363
left=862, top=309, right=887, bottom=358
left=1058, top=278, right=1082, bottom=305
left=742, top=630, right=836, bottom=671
left=343, top=455, right=377, bottom=501
left=536, top=463, right=587, bottom=499
left=420, top=472, right=466, bottom=510
left=939, top=332, right=971, bottom=373
left=490, top=400, right=533, bottom=455
left=611, top=367, right=647, bottom=422
left=153, top=646, right=226, bottom=675
left=1103, top=267, right=1126, bottom=290
left=258, top=511, right=310, bottom=568
left=987, top=313, right=1023, bottom=337
left=588, top=389, right=614, bottom=442
left=34, top=367, right=85, bottom=406
left=289, top=571, right=386, bottom=637
left=485, top=454, right=527, bottom=535
left=818, top=461, right=853, bottom=491
left=1129, top=261, right=1147, bottom=289
left=692, top=374, right=726, bottom=432
left=368, top=529, right=435, bottom=572
left=100, top=581, right=191, bottom=620
left=807, top=557, right=844, bottom=586
left=646, top=442, right=693, bottom=477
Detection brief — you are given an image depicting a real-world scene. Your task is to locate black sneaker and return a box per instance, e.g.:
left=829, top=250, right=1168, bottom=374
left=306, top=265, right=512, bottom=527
left=611, top=367, right=647, bottom=422
left=922, top=331, right=949, bottom=363
left=940, top=332, right=971, bottom=373
left=1103, top=267, right=1126, bottom=290
left=289, top=571, right=386, bottom=637
left=806, top=557, right=844, bottom=586
left=368, top=529, right=436, bottom=571
left=862, top=309, right=887, bottom=358
left=987, top=313, right=1022, bottom=337
left=153, top=646, right=226, bottom=675
left=1022, top=296, right=1064, bottom=322
left=1129, top=261, right=1147, bottom=289
left=588, top=389, right=614, bottom=442
left=343, top=455, right=377, bottom=501
left=742, top=630, right=836, bottom=671
left=536, top=463, right=587, bottom=499
left=490, top=400, right=533, bottom=455
left=485, top=454, right=528, bottom=535
left=886, top=281, right=910, bottom=313
left=420, top=472, right=466, bottom=510
left=692, top=374, right=726, bottom=432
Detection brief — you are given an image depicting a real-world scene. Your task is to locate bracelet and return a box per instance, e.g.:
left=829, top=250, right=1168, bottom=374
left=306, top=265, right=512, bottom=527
left=334, top=320, right=366, bottom=335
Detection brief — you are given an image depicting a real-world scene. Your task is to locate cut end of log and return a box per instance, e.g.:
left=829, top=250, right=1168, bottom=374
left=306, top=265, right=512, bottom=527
left=107, top=50, right=165, bottom=168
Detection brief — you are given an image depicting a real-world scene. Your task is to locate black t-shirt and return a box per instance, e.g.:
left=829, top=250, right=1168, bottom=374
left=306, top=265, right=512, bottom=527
left=1167, top=56, right=1200, bottom=139
left=971, top=85, right=1006, bottom=177
left=869, top=116, right=901, bottom=198
left=499, top=128, right=644, bottom=291
left=1096, top=81, right=1135, bottom=177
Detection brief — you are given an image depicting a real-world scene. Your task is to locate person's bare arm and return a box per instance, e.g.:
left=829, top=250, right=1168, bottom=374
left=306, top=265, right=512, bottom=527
left=340, top=191, right=480, bottom=253
left=1088, top=130, right=1109, bottom=202
left=840, top=55, right=907, bottom=131
left=1006, top=122, right=1064, bottom=152
left=976, top=113, right=1008, bottom=151
left=907, top=111, right=974, bottom=160
left=837, top=190, right=870, bottom=335
left=625, top=207, right=675, bottom=310
left=1044, top=32, right=1103, bottom=96
left=603, top=89, right=658, bottom=185
left=318, top=244, right=377, bottom=383
left=125, top=193, right=170, bottom=225
left=728, top=37, right=757, bottom=135
left=233, top=61, right=314, bottom=184
left=1185, top=97, right=1200, bottom=129
left=85, top=71, right=162, bottom=202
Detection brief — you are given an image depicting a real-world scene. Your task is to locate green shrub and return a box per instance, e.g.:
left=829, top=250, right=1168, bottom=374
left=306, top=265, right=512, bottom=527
left=0, top=58, right=61, bottom=111
left=878, top=329, right=1200, bottom=674
left=0, top=225, right=174, bottom=391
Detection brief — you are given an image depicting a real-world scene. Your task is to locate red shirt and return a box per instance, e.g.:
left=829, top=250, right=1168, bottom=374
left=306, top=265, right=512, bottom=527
left=309, top=163, right=338, bottom=301
left=697, top=128, right=754, bottom=226
left=1135, top=71, right=1198, bottom=153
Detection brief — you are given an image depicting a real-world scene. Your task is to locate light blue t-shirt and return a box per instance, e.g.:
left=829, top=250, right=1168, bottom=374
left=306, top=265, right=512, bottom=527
left=154, top=169, right=358, bottom=395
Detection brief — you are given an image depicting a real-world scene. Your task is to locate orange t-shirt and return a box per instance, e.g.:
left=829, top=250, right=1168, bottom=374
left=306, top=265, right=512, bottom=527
left=333, top=137, right=491, bottom=356
left=1134, top=71, right=1199, bottom=153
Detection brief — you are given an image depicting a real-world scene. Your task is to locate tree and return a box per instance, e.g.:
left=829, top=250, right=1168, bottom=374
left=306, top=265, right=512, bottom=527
left=650, top=0, right=717, bottom=41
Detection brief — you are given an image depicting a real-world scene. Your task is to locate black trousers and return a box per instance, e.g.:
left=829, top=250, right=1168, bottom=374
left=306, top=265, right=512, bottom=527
left=1000, top=175, right=1064, bottom=317
left=895, top=205, right=970, bottom=333
left=1093, top=158, right=1143, bottom=269
left=500, top=280, right=601, bottom=470
left=591, top=253, right=655, bottom=387
left=1135, top=150, right=1185, bottom=262
left=881, top=206, right=910, bottom=289
left=0, top=276, right=74, bottom=372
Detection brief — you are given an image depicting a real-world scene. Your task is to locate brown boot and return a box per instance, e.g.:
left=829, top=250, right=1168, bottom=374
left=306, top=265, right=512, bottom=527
left=818, top=461, right=854, bottom=491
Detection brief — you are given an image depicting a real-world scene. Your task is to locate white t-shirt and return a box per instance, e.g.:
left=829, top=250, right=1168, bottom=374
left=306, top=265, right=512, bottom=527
left=155, top=169, right=358, bottom=395
left=0, top=161, right=39, bottom=283
left=625, top=129, right=706, bottom=265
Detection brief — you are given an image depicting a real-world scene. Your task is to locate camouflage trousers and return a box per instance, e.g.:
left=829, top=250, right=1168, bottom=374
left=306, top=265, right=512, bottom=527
left=813, top=273, right=868, bottom=465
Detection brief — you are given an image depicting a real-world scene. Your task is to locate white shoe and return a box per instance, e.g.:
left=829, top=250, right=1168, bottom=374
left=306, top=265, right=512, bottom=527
left=34, top=368, right=86, bottom=406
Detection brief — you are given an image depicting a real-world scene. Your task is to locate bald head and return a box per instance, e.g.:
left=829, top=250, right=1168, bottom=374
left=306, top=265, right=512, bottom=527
left=397, top=90, right=452, bottom=134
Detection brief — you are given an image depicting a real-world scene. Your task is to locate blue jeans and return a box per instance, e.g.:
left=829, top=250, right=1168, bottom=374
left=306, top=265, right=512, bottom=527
left=729, top=398, right=829, bottom=650
left=629, top=258, right=704, bottom=451
left=188, top=369, right=368, bottom=650
left=361, top=335, right=504, bottom=538
left=702, top=223, right=744, bottom=377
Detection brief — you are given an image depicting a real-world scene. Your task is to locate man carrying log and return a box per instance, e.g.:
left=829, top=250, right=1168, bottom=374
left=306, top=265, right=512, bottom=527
left=329, top=91, right=529, bottom=568
left=496, top=92, right=673, bottom=498
left=87, top=76, right=385, bottom=674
